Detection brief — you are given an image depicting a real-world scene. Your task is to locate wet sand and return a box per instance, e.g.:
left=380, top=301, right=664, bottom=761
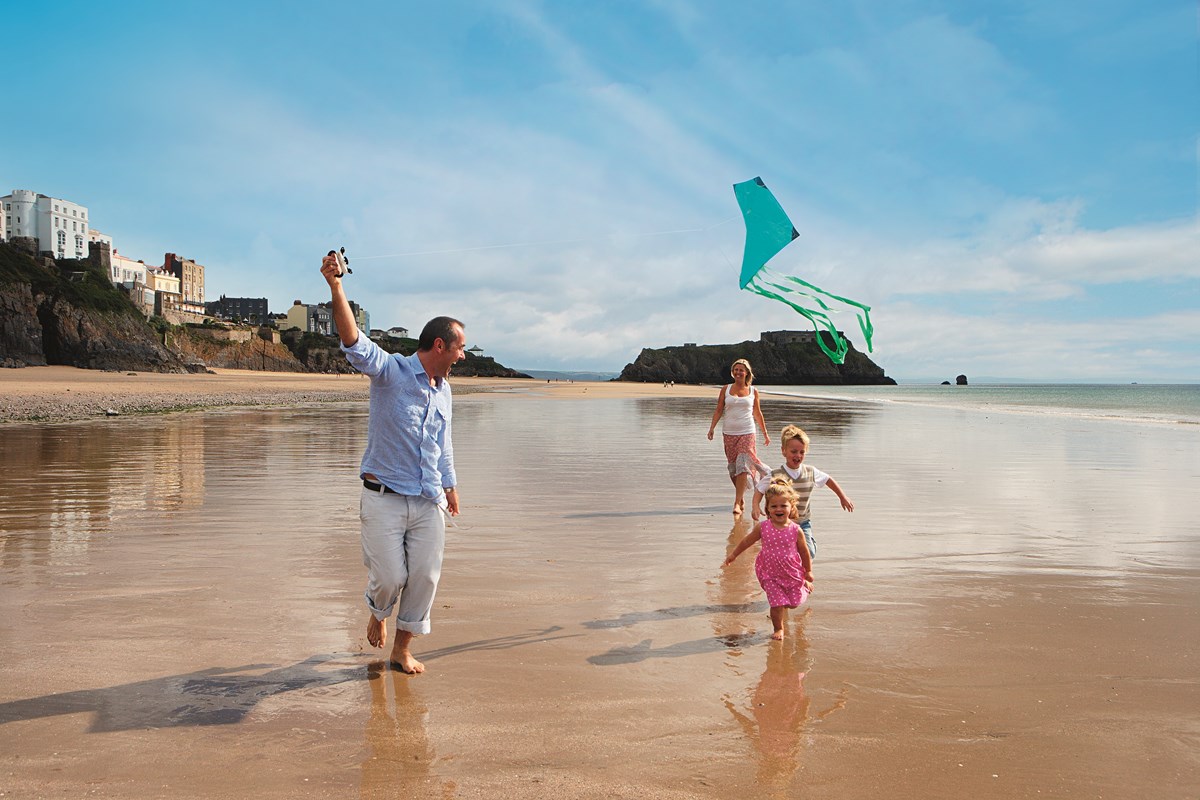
left=0, top=374, right=1197, bottom=798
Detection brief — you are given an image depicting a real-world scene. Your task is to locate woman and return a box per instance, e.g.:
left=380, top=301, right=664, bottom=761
left=707, top=358, right=770, bottom=516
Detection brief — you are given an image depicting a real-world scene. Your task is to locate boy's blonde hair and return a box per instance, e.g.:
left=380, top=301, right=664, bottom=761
left=730, top=358, right=755, bottom=385
left=779, top=424, right=809, bottom=447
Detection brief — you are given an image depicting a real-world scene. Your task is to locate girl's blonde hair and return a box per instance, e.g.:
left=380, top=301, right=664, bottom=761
left=730, top=358, right=755, bottom=385
left=780, top=424, right=809, bottom=447
left=764, top=476, right=798, bottom=505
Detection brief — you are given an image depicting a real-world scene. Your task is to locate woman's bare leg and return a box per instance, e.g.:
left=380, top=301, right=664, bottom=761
left=733, top=472, right=749, bottom=515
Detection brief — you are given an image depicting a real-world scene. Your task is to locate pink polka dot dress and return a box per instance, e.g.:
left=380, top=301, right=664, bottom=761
left=754, top=518, right=810, bottom=608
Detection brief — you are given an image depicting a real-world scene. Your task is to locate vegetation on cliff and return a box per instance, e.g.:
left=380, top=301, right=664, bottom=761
left=1, top=241, right=140, bottom=317
left=0, top=241, right=186, bottom=371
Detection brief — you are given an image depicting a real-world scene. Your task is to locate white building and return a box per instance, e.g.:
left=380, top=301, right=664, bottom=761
left=2, top=189, right=90, bottom=259
left=111, top=252, right=148, bottom=285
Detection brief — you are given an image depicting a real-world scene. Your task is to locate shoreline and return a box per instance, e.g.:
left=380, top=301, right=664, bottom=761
left=0, top=365, right=721, bottom=424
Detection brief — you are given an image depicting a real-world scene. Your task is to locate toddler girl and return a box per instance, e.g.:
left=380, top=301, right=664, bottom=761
left=723, top=478, right=813, bottom=640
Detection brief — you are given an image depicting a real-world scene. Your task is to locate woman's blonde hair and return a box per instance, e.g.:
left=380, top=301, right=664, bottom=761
left=779, top=424, right=809, bottom=447
left=730, top=358, right=755, bottom=385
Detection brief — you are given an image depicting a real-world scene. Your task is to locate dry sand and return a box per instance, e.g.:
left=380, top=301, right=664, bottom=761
left=1, top=368, right=1196, bottom=798
left=0, top=365, right=714, bottom=424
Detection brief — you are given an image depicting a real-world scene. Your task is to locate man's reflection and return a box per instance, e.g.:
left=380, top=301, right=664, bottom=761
left=361, top=663, right=441, bottom=799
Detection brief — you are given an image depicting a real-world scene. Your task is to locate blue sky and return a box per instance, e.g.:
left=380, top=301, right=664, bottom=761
left=5, top=1, right=1197, bottom=381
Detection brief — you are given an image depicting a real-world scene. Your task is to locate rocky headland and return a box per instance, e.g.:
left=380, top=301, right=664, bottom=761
left=0, top=241, right=529, bottom=378
left=617, top=333, right=895, bottom=385
left=1, top=240, right=187, bottom=372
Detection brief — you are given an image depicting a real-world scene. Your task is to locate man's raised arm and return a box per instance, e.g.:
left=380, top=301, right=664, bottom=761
left=320, top=254, right=360, bottom=348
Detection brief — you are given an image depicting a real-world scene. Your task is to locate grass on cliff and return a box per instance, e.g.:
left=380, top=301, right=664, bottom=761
left=0, top=242, right=144, bottom=318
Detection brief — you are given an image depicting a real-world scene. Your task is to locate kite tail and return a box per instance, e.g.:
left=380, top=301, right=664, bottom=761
left=744, top=280, right=850, bottom=364
left=755, top=268, right=875, bottom=353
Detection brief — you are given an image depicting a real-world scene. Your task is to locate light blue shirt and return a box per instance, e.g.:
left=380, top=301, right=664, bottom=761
left=341, top=335, right=456, bottom=502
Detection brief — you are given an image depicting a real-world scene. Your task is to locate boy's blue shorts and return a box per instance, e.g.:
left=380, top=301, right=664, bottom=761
left=799, top=520, right=816, bottom=560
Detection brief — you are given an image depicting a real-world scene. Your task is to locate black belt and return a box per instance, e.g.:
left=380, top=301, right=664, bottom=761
left=363, top=479, right=398, bottom=494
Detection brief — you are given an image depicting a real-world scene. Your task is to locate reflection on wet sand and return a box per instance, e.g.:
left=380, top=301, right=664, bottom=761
left=361, top=662, right=449, bottom=799
left=582, top=520, right=765, bottom=665
left=0, top=421, right=206, bottom=571
left=724, top=622, right=813, bottom=796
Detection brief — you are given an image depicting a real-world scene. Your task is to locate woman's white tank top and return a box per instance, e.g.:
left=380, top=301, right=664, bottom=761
left=721, top=385, right=756, bottom=435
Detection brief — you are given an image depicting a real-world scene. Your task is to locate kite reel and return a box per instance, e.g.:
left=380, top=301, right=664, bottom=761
left=328, top=246, right=352, bottom=277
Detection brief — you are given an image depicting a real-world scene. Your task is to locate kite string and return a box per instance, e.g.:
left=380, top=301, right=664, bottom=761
left=353, top=216, right=741, bottom=261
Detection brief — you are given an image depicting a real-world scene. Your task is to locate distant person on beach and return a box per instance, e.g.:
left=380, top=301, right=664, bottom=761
left=723, top=477, right=813, bottom=640
left=707, top=358, right=770, bottom=516
left=751, top=425, right=854, bottom=559
left=321, top=254, right=465, bottom=675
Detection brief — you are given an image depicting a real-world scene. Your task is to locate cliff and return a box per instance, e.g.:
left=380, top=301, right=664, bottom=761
left=0, top=241, right=187, bottom=372
left=171, top=327, right=306, bottom=372
left=617, top=336, right=895, bottom=385
left=0, top=241, right=529, bottom=377
left=279, top=330, right=532, bottom=378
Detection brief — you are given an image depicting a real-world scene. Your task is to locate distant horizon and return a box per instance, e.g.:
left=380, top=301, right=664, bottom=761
left=517, top=368, right=1199, bottom=386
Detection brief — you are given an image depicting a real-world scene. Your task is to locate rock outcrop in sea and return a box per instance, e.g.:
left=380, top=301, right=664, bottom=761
left=617, top=333, right=895, bottom=385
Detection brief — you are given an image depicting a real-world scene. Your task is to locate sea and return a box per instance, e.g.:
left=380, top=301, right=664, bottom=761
left=756, top=383, right=1200, bottom=427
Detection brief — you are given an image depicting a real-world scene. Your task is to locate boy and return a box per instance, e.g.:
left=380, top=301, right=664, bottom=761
left=751, top=424, right=854, bottom=559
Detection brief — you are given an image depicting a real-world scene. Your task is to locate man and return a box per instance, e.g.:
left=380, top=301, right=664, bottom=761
left=321, top=254, right=465, bottom=674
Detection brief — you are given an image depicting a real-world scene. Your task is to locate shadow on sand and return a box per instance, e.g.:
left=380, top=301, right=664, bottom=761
left=0, top=627, right=573, bottom=733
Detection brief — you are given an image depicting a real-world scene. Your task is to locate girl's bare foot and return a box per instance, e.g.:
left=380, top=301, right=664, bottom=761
left=366, top=615, right=386, bottom=648
left=770, top=629, right=785, bottom=641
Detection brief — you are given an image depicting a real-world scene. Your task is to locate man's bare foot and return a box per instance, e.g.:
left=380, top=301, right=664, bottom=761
left=366, top=615, right=386, bottom=649
left=389, top=631, right=425, bottom=674
left=770, top=629, right=785, bottom=641
left=389, top=649, right=425, bottom=674
left=732, top=500, right=744, bottom=516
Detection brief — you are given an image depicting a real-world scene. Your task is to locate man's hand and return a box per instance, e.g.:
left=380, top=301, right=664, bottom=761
left=445, top=487, right=460, bottom=516
left=320, top=253, right=342, bottom=288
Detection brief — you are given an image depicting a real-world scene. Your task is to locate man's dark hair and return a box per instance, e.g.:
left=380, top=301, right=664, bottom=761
left=418, top=316, right=464, bottom=351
